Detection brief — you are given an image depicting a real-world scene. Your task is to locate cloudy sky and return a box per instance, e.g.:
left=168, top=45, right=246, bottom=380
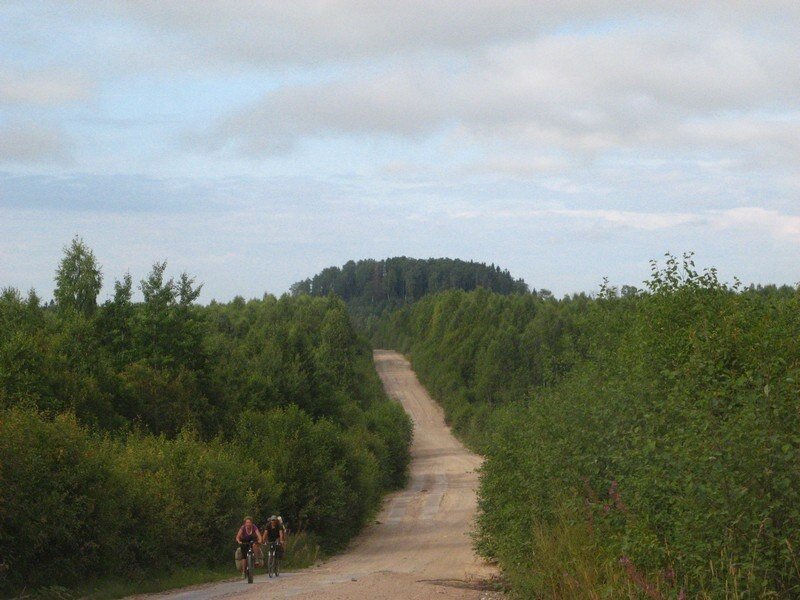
left=1, top=1, right=799, bottom=301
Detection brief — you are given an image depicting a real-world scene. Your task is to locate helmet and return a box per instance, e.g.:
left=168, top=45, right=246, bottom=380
left=269, top=515, right=277, bottom=520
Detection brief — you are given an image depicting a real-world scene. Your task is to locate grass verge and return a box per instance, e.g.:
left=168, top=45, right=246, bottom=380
left=12, top=532, right=323, bottom=600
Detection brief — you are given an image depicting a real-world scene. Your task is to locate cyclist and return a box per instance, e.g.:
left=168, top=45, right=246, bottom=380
left=264, top=514, right=286, bottom=557
left=235, top=516, right=262, bottom=576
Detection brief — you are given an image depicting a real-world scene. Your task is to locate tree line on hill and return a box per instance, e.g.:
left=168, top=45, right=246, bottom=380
left=373, top=254, right=800, bottom=598
left=290, top=257, right=529, bottom=327
left=0, top=238, right=411, bottom=595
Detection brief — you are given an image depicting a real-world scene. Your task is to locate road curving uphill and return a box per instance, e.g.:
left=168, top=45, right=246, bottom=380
left=129, top=350, right=501, bottom=600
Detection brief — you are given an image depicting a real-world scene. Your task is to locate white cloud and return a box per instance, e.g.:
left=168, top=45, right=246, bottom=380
left=99, top=1, right=634, bottom=67
left=440, top=205, right=699, bottom=228
left=553, top=208, right=701, bottom=230
left=0, top=121, right=73, bottom=165
left=676, top=116, right=800, bottom=166
left=201, top=22, right=800, bottom=163
left=1, top=1, right=799, bottom=298
left=711, top=207, right=800, bottom=242
left=431, top=203, right=800, bottom=242
left=466, top=156, right=571, bottom=177
left=98, top=1, right=800, bottom=69
left=0, top=69, right=92, bottom=106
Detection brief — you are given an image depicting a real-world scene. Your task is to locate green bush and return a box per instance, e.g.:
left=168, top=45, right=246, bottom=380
left=0, top=408, right=112, bottom=589
left=378, top=256, right=800, bottom=597
left=0, top=408, right=267, bottom=591
left=0, top=244, right=412, bottom=596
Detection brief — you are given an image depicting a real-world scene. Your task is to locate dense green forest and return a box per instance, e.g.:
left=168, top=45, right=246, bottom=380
left=291, top=257, right=529, bottom=326
left=0, top=238, right=411, bottom=595
left=375, top=255, right=800, bottom=598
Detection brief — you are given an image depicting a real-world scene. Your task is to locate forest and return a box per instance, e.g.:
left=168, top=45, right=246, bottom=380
left=0, top=239, right=411, bottom=595
left=6, top=245, right=799, bottom=598
left=374, top=255, right=800, bottom=598
left=290, top=257, right=529, bottom=327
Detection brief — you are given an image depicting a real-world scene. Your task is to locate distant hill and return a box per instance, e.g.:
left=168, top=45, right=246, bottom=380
left=291, top=257, right=528, bottom=311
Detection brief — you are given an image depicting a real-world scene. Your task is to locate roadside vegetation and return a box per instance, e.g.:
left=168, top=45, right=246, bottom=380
left=0, top=238, right=411, bottom=597
left=375, top=254, right=800, bottom=598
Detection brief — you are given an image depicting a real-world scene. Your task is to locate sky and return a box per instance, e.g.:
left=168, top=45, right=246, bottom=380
left=1, top=1, right=799, bottom=301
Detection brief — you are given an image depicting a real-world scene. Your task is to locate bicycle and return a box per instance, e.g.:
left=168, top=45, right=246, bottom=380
left=242, top=539, right=257, bottom=584
left=266, top=539, right=281, bottom=578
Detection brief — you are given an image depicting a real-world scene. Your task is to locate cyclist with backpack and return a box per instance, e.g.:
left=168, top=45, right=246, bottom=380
left=263, top=515, right=286, bottom=550
left=263, top=514, right=286, bottom=576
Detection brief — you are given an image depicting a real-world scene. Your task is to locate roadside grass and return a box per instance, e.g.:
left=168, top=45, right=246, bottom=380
left=12, top=533, right=323, bottom=600
left=281, top=531, right=322, bottom=571
left=13, top=567, right=235, bottom=600
left=500, top=497, right=784, bottom=599
left=80, top=567, right=236, bottom=599
left=516, top=504, right=652, bottom=600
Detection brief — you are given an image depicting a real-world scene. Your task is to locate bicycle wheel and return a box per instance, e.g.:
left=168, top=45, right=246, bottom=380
left=274, top=554, right=280, bottom=577
left=267, top=552, right=275, bottom=578
left=247, top=553, right=254, bottom=584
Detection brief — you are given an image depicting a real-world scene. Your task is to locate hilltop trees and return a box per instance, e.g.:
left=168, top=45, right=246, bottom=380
left=293, top=257, right=528, bottom=307
left=293, top=257, right=529, bottom=335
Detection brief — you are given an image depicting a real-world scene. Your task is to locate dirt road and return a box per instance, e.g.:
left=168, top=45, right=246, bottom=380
left=132, top=350, right=500, bottom=600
